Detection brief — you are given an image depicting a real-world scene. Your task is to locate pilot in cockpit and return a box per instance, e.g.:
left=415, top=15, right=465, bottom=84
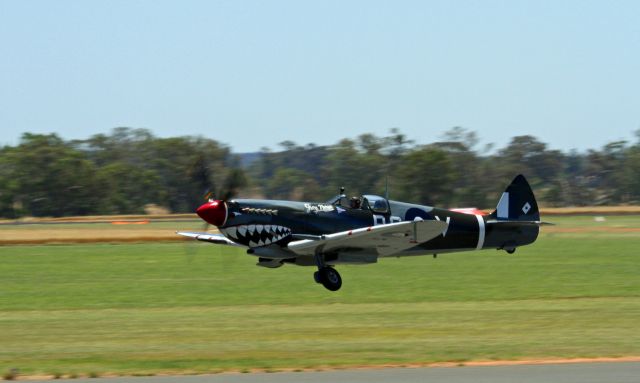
left=349, top=196, right=361, bottom=209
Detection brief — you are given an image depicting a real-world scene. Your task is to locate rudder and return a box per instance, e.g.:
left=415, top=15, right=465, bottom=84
left=490, top=175, right=540, bottom=222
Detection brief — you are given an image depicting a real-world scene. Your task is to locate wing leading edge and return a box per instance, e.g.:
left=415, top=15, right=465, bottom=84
left=176, top=231, right=244, bottom=246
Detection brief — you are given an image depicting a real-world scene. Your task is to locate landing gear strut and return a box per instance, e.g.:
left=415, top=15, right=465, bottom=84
left=313, top=249, right=342, bottom=291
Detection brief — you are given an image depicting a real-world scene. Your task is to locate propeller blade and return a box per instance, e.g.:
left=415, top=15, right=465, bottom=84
left=182, top=220, right=212, bottom=264
left=219, top=167, right=247, bottom=201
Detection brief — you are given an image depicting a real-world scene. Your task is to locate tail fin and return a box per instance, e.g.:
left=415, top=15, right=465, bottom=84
left=489, top=175, right=540, bottom=222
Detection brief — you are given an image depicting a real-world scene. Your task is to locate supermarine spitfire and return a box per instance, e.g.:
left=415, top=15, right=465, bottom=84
left=178, top=175, right=550, bottom=291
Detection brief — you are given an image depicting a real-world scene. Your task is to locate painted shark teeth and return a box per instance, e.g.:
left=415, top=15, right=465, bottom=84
left=221, top=224, right=292, bottom=247
left=225, top=226, right=237, bottom=239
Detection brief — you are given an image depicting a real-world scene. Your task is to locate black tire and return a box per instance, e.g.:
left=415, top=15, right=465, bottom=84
left=506, top=248, right=516, bottom=254
left=313, top=271, right=321, bottom=283
left=319, top=267, right=342, bottom=291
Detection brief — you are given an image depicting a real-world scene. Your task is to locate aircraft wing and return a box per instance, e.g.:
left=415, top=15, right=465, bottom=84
left=176, top=231, right=245, bottom=246
left=287, top=220, right=448, bottom=257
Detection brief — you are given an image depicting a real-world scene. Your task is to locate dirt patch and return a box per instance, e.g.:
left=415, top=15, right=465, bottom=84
left=0, top=228, right=216, bottom=245
left=2, top=206, right=640, bottom=225
left=11, top=356, right=640, bottom=380
left=0, top=236, right=186, bottom=245
left=292, top=356, right=640, bottom=371
left=0, top=214, right=196, bottom=224
left=541, top=206, right=640, bottom=215
left=425, top=356, right=640, bottom=367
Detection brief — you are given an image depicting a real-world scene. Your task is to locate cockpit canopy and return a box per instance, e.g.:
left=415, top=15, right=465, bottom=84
left=362, top=195, right=389, bottom=214
left=327, top=194, right=389, bottom=214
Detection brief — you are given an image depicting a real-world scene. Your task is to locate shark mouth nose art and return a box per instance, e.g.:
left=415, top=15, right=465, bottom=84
left=221, top=225, right=292, bottom=247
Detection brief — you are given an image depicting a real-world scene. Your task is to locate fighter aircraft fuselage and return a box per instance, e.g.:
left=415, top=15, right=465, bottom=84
left=216, top=198, right=538, bottom=256
left=180, top=175, right=548, bottom=291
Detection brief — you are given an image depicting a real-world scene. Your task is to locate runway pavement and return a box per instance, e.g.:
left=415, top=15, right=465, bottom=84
left=52, top=361, right=640, bottom=383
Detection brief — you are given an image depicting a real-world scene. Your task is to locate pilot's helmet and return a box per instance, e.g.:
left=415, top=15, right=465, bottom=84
left=350, top=196, right=361, bottom=208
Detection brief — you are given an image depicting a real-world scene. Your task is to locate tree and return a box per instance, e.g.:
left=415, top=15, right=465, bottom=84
left=0, top=146, right=19, bottom=217
left=94, top=162, right=163, bottom=214
left=585, top=141, right=628, bottom=204
left=3, top=127, right=640, bottom=218
left=324, top=139, right=376, bottom=197
left=6, top=133, right=100, bottom=216
left=621, top=144, right=640, bottom=203
left=266, top=168, right=318, bottom=200
left=396, top=147, right=454, bottom=206
left=432, top=127, right=487, bottom=207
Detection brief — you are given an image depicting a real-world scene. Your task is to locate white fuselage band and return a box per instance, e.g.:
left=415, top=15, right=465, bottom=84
left=475, top=214, right=485, bottom=250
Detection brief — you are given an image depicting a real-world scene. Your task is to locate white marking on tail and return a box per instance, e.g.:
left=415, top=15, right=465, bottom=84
left=497, top=192, right=509, bottom=219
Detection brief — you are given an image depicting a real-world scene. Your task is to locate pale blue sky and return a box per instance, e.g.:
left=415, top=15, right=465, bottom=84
left=1, top=0, right=639, bottom=152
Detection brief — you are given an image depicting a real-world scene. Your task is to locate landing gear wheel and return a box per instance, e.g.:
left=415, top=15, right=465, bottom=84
left=316, top=267, right=342, bottom=291
left=506, top=248, right=516, bottom=254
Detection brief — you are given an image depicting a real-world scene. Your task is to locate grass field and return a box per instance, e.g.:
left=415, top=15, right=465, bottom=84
left=1, top=216, right=639, bottom=377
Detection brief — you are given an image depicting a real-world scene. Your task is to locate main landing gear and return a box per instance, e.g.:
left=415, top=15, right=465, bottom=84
left=314, top=249, right=342, bottom=291
left=314, top=267, right=342, bottom=291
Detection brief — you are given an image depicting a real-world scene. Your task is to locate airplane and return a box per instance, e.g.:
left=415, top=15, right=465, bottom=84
left=178, top=174, right=550, bottom=291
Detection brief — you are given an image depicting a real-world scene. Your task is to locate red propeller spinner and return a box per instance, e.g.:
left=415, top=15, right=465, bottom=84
left=196, top=200, right=228, bottom=227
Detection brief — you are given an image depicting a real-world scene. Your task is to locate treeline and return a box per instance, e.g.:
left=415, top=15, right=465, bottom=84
left=0, top=128, right=238, bottom=217
left=1, top=127, right=640, bottom=218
